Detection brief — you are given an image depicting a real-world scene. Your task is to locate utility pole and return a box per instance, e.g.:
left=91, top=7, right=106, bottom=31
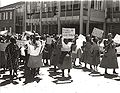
left=86, top=0, right=91, bottom=35
left=58, top=1, right=61, bottom=35
left=39, top=1, right=42, bottom=35
left=79, top=1, right=83, bottom=34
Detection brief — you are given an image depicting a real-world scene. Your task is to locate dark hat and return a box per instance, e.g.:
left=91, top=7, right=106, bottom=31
left=10, top=37, right=16, bottom=43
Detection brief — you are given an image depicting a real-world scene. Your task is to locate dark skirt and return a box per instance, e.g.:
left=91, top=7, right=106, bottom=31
left=58, top=54, right=72, bottom=70
left=100, top=51, right=118, bottom=69
left=0, top=51, right=7, bottom=68
left=50, top=48, right=61, bottom=66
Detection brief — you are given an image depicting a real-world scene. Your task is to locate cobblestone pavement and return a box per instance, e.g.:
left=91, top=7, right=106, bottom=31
left=1, top=58, right=120, bottom=93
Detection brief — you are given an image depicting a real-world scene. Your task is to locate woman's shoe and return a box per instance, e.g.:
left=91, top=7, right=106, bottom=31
left=113, top=71, right=118, bottom=75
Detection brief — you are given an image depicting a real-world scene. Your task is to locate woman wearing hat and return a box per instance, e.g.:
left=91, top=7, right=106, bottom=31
left=100, top=33, right=119, bottom=75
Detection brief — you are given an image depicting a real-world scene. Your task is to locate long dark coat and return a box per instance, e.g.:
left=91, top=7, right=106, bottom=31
left=84, top=42, right=93, bottom=65
left=50, top=42, right=61, bottom=66
left=5, top=43, right=20, bottom=69
left=0, top=43, right=9, bottom=68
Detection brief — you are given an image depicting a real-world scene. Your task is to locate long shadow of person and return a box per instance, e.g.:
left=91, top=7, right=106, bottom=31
left=103, top=73, right=118, bottom=79
left=0, top=76, right=19, bottom=86
left=88, top=71, right=104, bottom=77
left=48, top=67, right=61, bottom=78
left=23, top=67, right=42, bottom=85
left=52, top=76, right=73, bottom=84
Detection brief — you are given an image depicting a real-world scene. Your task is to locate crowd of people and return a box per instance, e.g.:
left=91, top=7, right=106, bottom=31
left=0, top=32, right=120, bottom=84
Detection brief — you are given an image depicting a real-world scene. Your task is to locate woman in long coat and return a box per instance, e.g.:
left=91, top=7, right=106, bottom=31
left=5, top=37, right=20, bottom=81
left=83, top=35, right=93, bottom=69
left=50, top=36, right=62, bottom=72
left=100, top=33, right=119, bottom=74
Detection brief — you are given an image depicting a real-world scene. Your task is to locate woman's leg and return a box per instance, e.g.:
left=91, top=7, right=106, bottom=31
left=54, top=66, right=56, bottom=72
left=113, top=68, right=118, bottom=74
left=105, top=68, right=108, bottom=74
left=68, top=69, right=71, bottom=77
left=62, top=69, right=64, bottom=77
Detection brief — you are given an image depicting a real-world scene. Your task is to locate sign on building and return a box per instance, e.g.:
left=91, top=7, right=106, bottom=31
left=62, top=28, right=75, bottom=39
left=92, top=28, right=104, bottom=38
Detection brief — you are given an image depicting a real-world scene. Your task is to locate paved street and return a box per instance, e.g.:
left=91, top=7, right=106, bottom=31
left=1, top=58, right=120, bottom=93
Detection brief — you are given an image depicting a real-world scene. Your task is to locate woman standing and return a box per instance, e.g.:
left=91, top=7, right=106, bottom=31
left=83, top=35, right=93, bottom=70
left=5, top=37, right=20, bottom=81
left=100, top=33, right=119, bottom=74
left=50, top=36, right=62, bottom=72
left=71, top=40, right=77, bottom=67
left=58, top=38, right=72, bottom=77
left=91, top=37, right=100, bottom=72
left=27, top=36, right=43, bottom=80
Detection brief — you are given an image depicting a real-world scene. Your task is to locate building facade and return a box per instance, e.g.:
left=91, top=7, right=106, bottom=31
left=0, top=2, right=25, bottom=34
left=25, top=0, right=105, bottom=36
left=0, top=0, right=120, bottom=37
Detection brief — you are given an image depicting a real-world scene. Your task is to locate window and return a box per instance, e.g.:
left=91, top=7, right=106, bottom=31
left=27, top=2, right=31, bottom=13
left=42, top=2, right=48, bottom=12
left=3, top=12, right=5, bottom=20
left=0, top=13, right=1, bottom=20
left=36, top=2, right=40, bottom=12
left=48, top=2, right=52, bottom=12
left=61, top=1, right=65, bottom=11
left=113, top=0, right=120, bottom=12
left=6, top=12, right=8, bottom=20
left=73, top=1, right=80, bottom=10
left=66, top=1, right=72, bottom=10
left=10, top=12, right=12, bottom=20
left=91, top=0, right=94, bottom=9
left=83, top=1, right=88, bottom=9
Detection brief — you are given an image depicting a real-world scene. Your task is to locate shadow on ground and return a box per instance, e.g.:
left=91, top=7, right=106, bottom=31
left=52, top=76, right=73, bottom=84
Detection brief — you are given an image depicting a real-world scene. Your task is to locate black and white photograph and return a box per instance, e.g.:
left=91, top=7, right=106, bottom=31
left=0, top=0, right=120, bottom=93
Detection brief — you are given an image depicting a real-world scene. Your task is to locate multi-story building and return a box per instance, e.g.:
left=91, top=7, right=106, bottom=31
left=0, top=2, right=25, bottom=34
left=0, top=0, right=120, bottom=37
left=25, top=0, right=105, bottom=36
left=106, top=0, right=120, bottom=37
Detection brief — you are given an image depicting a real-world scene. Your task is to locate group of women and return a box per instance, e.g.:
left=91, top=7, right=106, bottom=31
left=0, top=32, right=120, bottom=83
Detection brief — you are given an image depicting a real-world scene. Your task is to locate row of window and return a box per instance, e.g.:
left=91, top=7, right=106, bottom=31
left=91, top=0, right=104, bottom=10
left=0, top=11, right=13, bottom=20
left=26, top=1, right=104, bottom=14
